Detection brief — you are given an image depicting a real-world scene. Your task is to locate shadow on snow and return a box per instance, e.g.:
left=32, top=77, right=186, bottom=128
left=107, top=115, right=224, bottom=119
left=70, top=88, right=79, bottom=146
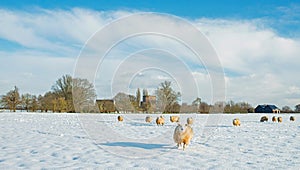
left=99, top=142, right=170, bottom=150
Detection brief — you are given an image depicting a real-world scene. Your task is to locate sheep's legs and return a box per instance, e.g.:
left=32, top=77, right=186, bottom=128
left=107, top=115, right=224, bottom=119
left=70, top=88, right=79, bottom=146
left=177, top=143, right=183, bottom=149
left=183, top=142, right=189, bottom=151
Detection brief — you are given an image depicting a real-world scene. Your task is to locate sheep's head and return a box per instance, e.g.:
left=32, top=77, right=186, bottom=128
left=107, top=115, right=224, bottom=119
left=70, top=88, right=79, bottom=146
left=175, top=124, right=185, bottom=133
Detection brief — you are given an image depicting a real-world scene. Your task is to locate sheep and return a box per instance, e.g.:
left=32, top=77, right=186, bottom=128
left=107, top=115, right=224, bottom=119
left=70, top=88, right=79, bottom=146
left=272, top=116, right=277, bottom=122
left=156, top=116, right=165, bottom=126
left=277, top=117, right=283, bottom=123
left=187, top=117, right=193, bottom=125
left=173, top=124, right=194, bottom=150
left=170, top=116, right=180, bottom=123
left=290, top=116, right=295, bottom=121
left=232, top=118, right=241, bottom=126
left=260, top=116, right=268, bottom=122
left=145, top=116, right=152, bottom=123
left=117, top=115, right=123, bottom=122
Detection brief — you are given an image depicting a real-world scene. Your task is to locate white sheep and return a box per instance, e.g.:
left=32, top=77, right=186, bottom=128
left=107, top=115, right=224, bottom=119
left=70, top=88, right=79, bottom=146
left=290, top=116, right=295, bottom=121
left=156, top=116, right=165, bottom=126
left=260, top=116, right=268, bottom=122
left=232, top=118, right=241, bottom=126
left=277, top=117, right=283, bottom=123
left=187, top=117, right=193, bottom=125
left=173, top=124, right=194, bottom=150
left=170, top=116, right=180, bottom=123
left=117, top=115, right=123, bottom=122
left=145, top=116, right=152, bottom=123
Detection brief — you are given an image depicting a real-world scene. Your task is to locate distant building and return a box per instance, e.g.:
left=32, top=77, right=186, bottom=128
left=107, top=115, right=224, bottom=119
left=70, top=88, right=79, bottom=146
left=254, top=104, right=280, bottom=113
left=140, top=95, right=156, bottom=113
left=96, top=99, right=116, bottom=113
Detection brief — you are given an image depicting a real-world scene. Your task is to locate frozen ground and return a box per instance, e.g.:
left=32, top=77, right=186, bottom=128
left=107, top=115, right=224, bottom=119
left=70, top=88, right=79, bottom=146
left=0, top=112, right=299, bottom=169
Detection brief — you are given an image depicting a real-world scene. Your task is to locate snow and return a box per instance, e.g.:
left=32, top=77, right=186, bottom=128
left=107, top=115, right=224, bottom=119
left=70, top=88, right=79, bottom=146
left=0, top=112, right=299, bottom=169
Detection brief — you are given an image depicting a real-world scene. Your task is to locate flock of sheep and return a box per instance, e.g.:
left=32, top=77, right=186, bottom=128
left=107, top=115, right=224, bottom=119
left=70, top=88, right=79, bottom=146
left=233, top=115, right=296, bottom=126
left=116, top=114, right=296, bottom=150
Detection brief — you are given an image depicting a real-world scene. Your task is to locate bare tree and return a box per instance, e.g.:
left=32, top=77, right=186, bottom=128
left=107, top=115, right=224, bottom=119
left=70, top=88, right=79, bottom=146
left=211, top=101, right=225, bottom=113
left=280, top=106, right=291, bottom=113
left=155, top=81, right=181, bottom=113
left=114, top=92, right=136, bottom=113
left=30, top=95, right=38, bottom=112
left=55, top=97, right=67, bottom=113
left=191, top=97, right=201, bottom=113
left=72, top=78, right=96, bottom=113
left=52, top=75, right=96, bottom=113
left=39, top=92, right=56, bottom=112
left=52, top=75, right=73, bottom=112
left=295, top=104, right=300, bottom=113
left=21, top=93, right=33, bottom=112
left=1, top=86, right=21, bottom=112
left=199, top=102, right=210, bottom=113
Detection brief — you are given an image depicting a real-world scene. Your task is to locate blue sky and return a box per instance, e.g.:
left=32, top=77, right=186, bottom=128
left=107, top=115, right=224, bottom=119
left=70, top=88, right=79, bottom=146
left=1, top=1, right=300, bottom=108
left=0, top=0, right=294, bottom=18
left=1, top=0, right=299, bottom=37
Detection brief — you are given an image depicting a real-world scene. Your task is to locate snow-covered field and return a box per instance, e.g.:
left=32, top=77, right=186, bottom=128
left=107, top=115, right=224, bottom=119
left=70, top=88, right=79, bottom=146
left=0, top=112, right=299, bottom=169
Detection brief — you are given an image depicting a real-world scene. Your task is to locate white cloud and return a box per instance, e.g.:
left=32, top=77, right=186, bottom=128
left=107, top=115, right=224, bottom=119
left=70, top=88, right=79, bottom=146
left=194, top=18, right=300, bottom=107
left=287, top=86, right=300, bottom=95
left=0, top=50, right=75, bottom=95
left=0, top=8, right=299, bottom=108
left=196, top=19, right=300, bottom=73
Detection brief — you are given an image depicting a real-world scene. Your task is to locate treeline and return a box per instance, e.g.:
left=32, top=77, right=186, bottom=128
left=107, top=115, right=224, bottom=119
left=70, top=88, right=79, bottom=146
left=181, top=100, right=300, bottom=113
left=102, top=81, right=300, bottom=113
left=98, top=81, right=255, bottom=114
left=0, top=75, right=97, bottom=113
left=180, top=100, right=252, bottom=113
left=1, top=76, right=300, bottom=113
left=101, top=81, right=181, bottom=113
